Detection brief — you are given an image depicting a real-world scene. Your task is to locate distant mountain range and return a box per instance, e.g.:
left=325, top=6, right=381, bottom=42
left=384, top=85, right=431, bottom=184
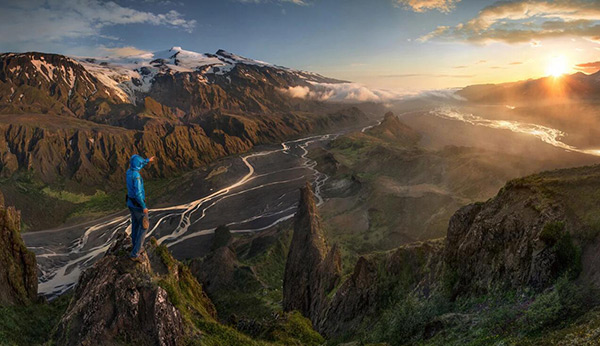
left=456, top=70, right=600, bottom=104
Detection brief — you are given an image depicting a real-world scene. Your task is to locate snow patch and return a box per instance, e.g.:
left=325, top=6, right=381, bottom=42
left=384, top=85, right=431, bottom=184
left=63, top=47, right=345, bottom=103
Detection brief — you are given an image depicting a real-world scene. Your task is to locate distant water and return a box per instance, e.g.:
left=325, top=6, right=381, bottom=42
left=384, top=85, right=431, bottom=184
left=431, top=107, right=600, bottom=157
left=25, top=133, right=336, bottom=299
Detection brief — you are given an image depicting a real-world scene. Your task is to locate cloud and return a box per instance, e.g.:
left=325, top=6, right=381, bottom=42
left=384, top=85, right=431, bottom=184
left=280, top=85, right=313, bottom=98
left=0, top=0, right=196, bottom=47
left=237, top=0, right=309, bottom=5
left=395, top=0, right=460, bottom=13
left=575, top=61, right=600, bottom=73
left=380, top=73, right=475, bottom=78
left=279, top=82, right=405, bottom=103
left=99, top=46, right=152, bottom=57
left=420, top=0, right=600, bottom=44
left=416, top=89, right=466, bottom=101
left=508, top=61, right=523, bottom=65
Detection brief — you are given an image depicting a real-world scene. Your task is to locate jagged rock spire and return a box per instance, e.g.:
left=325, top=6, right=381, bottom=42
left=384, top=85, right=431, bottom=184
left=0, top=191, right=38, bottom=305
left=283, top=181, right=341, bottom=325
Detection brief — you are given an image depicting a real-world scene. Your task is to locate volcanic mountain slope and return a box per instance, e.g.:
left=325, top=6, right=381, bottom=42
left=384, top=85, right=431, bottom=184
left=0, top=48, right=372, bottom=229
left=0, top=52, right=126, bottom=117
left=0, top=47, right=347, bottom=121
left=282, top=165, right=600, bottom=345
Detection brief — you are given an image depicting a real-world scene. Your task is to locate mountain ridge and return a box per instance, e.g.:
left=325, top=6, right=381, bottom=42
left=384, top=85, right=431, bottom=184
left=456, top=70, right=600, bottom=103
left=0, top=48, right=375, bottom=230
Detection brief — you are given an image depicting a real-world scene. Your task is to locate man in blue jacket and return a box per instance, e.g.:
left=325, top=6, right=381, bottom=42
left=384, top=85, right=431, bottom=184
left=126, top=154, right=155, bottom=261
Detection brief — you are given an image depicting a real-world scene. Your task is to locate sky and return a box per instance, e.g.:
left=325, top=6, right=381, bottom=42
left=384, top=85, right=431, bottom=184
left=1, top=0, right=600, bottom=93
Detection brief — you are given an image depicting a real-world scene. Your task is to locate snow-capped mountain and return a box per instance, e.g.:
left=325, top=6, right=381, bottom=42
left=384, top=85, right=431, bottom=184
left=75, top=46, right=345, bottom=104
left=0, top=47, right=359, bottom=122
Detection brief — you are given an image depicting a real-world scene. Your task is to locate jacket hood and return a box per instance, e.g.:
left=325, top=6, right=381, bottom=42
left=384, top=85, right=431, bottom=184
left=129, top=155, right=147, bottom=171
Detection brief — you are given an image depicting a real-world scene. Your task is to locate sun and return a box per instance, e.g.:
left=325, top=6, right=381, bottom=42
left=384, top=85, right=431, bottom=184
left=546, top=55, right=569, bottom=77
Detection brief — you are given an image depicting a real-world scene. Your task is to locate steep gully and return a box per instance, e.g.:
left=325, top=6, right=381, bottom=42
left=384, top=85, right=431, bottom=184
left=22, top=126, right=362, bottom=299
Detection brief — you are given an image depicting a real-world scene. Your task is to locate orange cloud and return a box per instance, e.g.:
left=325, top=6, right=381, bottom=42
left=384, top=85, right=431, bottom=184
left=100, top=46, right=151, bottom=57
left=420, top=0, right=600, bottom=44
left=575, top=61, right=600, bottom=74
left=395, top=0, right=460, bottom=13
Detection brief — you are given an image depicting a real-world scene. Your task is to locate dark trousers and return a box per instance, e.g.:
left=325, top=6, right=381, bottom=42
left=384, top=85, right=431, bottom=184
left=129, top=207, right=147, bottom=258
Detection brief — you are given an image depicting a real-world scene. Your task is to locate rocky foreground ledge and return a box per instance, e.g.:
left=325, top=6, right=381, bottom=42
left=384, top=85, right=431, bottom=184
left=53, top=232, right=217, bottom=346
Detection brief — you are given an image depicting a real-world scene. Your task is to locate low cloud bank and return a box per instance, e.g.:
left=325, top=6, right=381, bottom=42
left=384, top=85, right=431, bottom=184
left=279, top=82, right=405, bottom=103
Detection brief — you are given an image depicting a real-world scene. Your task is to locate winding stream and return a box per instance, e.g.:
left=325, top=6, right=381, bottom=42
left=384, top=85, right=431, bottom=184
left=24, top=133, right=337, bottom=299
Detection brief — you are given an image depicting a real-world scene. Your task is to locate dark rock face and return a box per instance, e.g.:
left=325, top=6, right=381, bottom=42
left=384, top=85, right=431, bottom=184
left=283, top=182, right=342, bottom=327
left=0, top=191, right=38, bottom=305
left=54, top=233, right=216, bottom=346
left=319, top=240, right=444, bottom=337
left=190, top=225, right=261, bottom=296
left=0, top=52, right=126, bottom=118
left=444, top=182, right=569, bottom=296
left=0, top=115, right=227, bottom=187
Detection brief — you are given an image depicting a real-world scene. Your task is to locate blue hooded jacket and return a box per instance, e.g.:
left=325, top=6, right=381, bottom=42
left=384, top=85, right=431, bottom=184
left=126, top=154, right=149, bottom=210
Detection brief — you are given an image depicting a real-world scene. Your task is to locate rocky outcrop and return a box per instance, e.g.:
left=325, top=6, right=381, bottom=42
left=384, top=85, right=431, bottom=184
left=365, top=111, right=421, bottom=146
left=190, top=225, right=261, bottom=295
left=0, top=191, right=38, bottom=305
left=283, top=182, right=342, bottom=327
left=319, top=240, right=444, bottom=336
left=0, top=114, right=227, bottom=186
left=54, top=233, right=217, bottom=346
left=282, top=183, right=444, bottom=337
left=444, top=171, right=586, bottom=296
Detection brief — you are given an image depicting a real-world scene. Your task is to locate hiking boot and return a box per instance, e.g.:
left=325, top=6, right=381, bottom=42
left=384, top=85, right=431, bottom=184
left=129, top=256, right=143, bottom=263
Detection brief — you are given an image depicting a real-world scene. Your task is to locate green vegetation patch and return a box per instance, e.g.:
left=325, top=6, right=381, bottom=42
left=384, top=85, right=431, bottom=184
left=366, top=275, right=596, bottom=346
left=539, top=221, right=582, bottom=279
left=41, top=187, right=102, bottom=204
left=0, top=294, right=71, bottom=346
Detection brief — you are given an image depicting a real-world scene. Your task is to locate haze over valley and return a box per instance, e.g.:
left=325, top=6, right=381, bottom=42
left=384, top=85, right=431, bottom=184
left=4, top=0, right=600, bottom=345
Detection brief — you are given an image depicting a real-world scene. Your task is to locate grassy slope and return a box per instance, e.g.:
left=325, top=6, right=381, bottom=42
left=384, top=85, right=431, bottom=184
left=0, top=294, right=71, bottom=346
left=345, top=164, right=600, bottom=345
